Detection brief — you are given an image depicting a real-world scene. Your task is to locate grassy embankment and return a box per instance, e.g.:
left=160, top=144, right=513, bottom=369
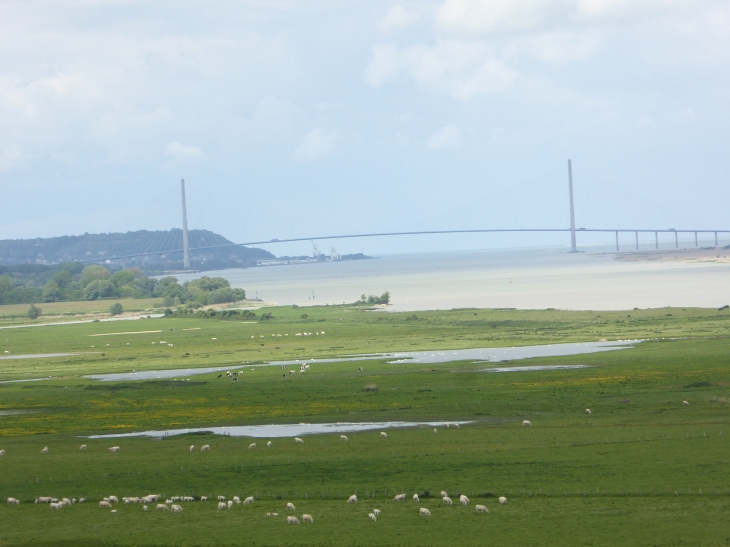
left=0, top=305, right=729, bottom=546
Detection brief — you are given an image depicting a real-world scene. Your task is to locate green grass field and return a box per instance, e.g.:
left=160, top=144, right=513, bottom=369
left=0, top=305, right=729, bottom=546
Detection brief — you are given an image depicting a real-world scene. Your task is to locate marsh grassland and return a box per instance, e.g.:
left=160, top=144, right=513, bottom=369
left=0, top=305, right=729, bottom=546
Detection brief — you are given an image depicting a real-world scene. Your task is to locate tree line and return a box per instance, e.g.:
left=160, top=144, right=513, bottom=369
left=0, top=262, right=245, bottom=307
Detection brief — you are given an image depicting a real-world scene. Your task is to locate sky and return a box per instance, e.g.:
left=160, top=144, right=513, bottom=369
left=1, top=0, right=729, bottom=257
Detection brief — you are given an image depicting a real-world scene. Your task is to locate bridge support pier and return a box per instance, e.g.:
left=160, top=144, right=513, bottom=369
left=615, top=231, right=619, bottom=251
left=655, top=231, right=658, bottom=249
left=716, top=231, right=718, bottom=246
left=568, top=159, right=578, bottom=252
left=635, top=231, right=639, bottom=250
left=695, top=231, right=698, bottom=247
left=675, top=232, right=678, bottom=248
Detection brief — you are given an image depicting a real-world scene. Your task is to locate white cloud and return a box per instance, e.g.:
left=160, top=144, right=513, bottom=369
left=436, top=0, right=555, bottom=35
left=505, top=31, right=604, bottom=64
left=0, top=146, right=24, bottom=170
left=293, top=128, right=336, bottom=161
left=165, top=142, right=204, bottom=160
left=366, top=40, right=517, bottom=99
left=426, top=124, right=462, bottom=150
left=381, top=5, right=419, bottom=30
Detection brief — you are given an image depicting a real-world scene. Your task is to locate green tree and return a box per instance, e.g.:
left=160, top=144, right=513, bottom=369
left=84, top=279, right=115, bottom=300
left=49, top=270, right=72, bottom=289
left=80, top=265, right=110, bottom=287
left=109, top=302, right=123, bottom=316
left=42, top=282, right=63, bottom=302
left=110, top=270, right=135, bottom=288
left=301, top=313, right=308, bottom=320
left=27, top=304, right=41, bottom=320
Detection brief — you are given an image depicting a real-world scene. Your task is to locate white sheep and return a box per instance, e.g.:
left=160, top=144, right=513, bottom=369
left=683, top=400, right=690, bottom=406
left=420, top=507, right=431, bottom=516
left=100, top=501, right=112, bottom=508
left=79, top=498, right=86, bottom=503
left=244, top=496, right=254, bottom=505
left=201, top=496, right=208, bottom=502
left=380, top=432, right=388, bottom=438
left=267, top=441, right=272, bottom=448
left=369, top=512, right=377, bottom=521
left=522, top=420, right=532, bottom=427
left=295, top=438, right=304, bottom=444
left=212, top=338, right=217, bottom=341
left=287, top=516, right=300, bottom=524
left=475, top=504, right=489, bottom=513
left=41, top=446, right=49, bottom=454
left=108, top=496, right=119, bottom=503
left=442, top=496, right=453, bottom=505
left=156, top=504, right=169, bottom=511
left=347, top=495, right=358, bottom=504
left=459, top=495, right=469, bottom=505
left=373, top=509, right=381, bottom=516
left=189, top=445, right=195, bottom=452
left=499, top=496, right=507, bottom=504
left=287, top=502, right=296, bottom=511
left=393, top=494, right=406, bottom=502
left=232, top=496, right=241, bottom=504
left=218, top=496, right=226, bottom=501
left=249, top=443, right=257, bottom=449
left=434, top=429, right=437, bottom=434
left=340, top=435, right=348, bottom=442
left=143, top=505, right=148, bottom=511
left=227, top=501, right=233, bottom=509
left=183, top=496, right=194, bottom=502
left=440, top=491, right=448, bottom=498
left=7, top=497, right=19, bottom=505
left=0, top=450, right=4, bottom=456
left=585, top=409, right=591, bottom=415
left=218, top=502, right=226, bottom=510
left=302, top=514, right=314, bottom=523
left=79, top=445, right=87, bottom=451
left=453, top=423, right=460, bottom=429
left=108, top=446, right=120, bottom=452
left=201, top=445, right=210, bottom=451
left=50, top=502, right=62, bottom=510
left=172, top=504, right=183, bottom=513
left=413, top=494, right=420, bottom=502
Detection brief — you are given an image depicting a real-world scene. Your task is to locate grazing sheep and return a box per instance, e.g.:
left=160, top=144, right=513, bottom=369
left=212, top=338, right=217, bottom=341
left=79, top=498, right=85, bottom=504
left=189, top=445, right=195, bottom=452
left=201, top=445, right=210, bottom=451
left=218, top=496, right=226, bottom=501
left=108, top=446, right=120, bottom=452
left=41, top=446, right=49, bottom=454
left=287, top=502, right=296, bottom=511
left=79, top=445, right=87, bottom=451
left=165, top=499, right=173, bottom=504
left=420, top=508, right=431, bottom=517
left=585, top=409, right=591, bottom=415
left=453, top=423, right=460, bottom=429
left=373, top=509, right=381, bottom=516
left=227, top=501, right=233, bottom=509
left=433, top=429, right=437, bottom=434
left=267, top=441, right=272, bottom=448
left=442, top=496, right=453, bottom=505
left=7, top=498, right=19, bottom=505
left=100, top=501, right=112, bottom=509
left=171, top=504, right=183, bottom=513
left=522, top=420, right=532, bottom=427
left=156, top=504, right=169, bottom=511
left=683, top=400, right=690, bottom=406
left=232, top=496, right=241, bottom=504
left=393, top=494, right=406, bottom=502
left=413, top=494, right=420, bottom=502
left=248, top=443, right=257, bottom=449
left=183, top=496, right=194, bottom=502
left=475, top=504, right=489, bottom=513
left=340, top=435, right=348, bottom=442
left=347, top=495, right=358, bottom=504
left=380, top=432, right=388, bottom=438
left=302, top=514, right=314, bottom=523
left=244, top=496, right=254, bottom=505
left=459, top=495, right=469, bottom=505
left=218, top=502, right=226, bottom=510
left=287, top=516, right=300, bottom=524
left=369, top=512, right=377, bottom=521
left=143, top=505, right=148, bottom=510
left=108, top=496, right=119, bottom=503
left=440, top=491, right=448, bottom=498
left=499, top=497, right=507, bottom=504
left=50, top=502, right=62, bottom=510
left=201, top=496, right=208, bottom=502
left=294, top=438, right=304, bottom=444
left=0, top=450, right=5, bottom=456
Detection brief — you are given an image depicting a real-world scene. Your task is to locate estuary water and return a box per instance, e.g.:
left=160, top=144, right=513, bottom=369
left=172, top=246, right=730, bottom=311
left=86, top=420, right=470, bottom=439
left=84, top=340, right=636, bottom=381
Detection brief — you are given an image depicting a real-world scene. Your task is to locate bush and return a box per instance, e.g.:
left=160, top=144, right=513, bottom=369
left=84, top=280, right=115, bottom=300
left=109, top=303, right=123, bottom=316
left=27, top=304, right=41, bottom=320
